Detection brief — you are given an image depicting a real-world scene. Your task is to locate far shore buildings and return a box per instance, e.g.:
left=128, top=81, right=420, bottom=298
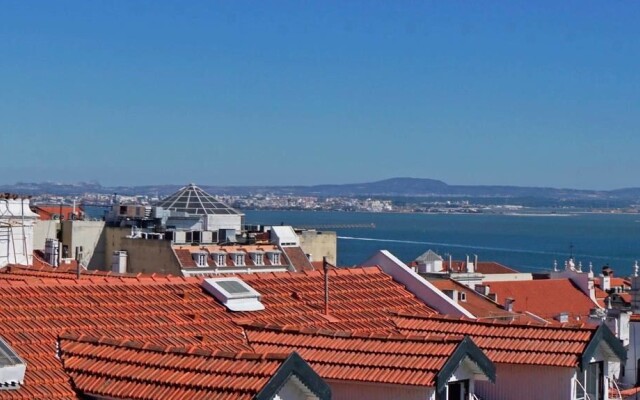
left=29, top=183, right=336, bottom=275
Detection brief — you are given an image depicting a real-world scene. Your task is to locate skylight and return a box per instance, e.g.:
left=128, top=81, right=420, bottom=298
left=201, top=277, right=265, bottom=312
left=0, top=337, right=26, bottom=390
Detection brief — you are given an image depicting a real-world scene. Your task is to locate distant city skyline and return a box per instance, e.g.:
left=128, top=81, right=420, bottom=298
left=2, top=1, right=639, bottom=190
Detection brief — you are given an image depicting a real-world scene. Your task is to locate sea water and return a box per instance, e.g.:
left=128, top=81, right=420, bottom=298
left=245, top=211, right=640, bottom=275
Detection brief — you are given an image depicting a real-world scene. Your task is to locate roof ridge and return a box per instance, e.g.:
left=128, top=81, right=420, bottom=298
left=393, top=311, right=596, bottom=331
left=58, top=333, right=291, bottom=361
left=239, top=320, right=464, bottom=343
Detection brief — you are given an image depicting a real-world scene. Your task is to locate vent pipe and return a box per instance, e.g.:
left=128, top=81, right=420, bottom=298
left=323, top=256, right=330, bottom=315
left=75, top=246, right=82, bottom=279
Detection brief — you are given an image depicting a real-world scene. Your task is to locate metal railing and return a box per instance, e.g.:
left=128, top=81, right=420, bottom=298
left=574, top=377, right=592, bottom=400
left=610, top=378, right=623, bottom=399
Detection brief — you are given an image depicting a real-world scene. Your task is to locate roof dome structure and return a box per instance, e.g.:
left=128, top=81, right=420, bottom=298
left=155, top=183, right=241, bottom=216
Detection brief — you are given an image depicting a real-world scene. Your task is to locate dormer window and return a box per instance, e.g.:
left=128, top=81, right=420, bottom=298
left=268, top=251, right=281, bottom=265
left=192, top=252, right=207, bottom=267
left=212, top=253, right=226, bottom=267
left=233, top=253, right=245, bottom=266
left=251, top=252, right=264, bottom=266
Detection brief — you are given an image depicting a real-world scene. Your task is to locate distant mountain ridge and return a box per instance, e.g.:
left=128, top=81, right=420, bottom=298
left=2, top=178, right=639, bottom=201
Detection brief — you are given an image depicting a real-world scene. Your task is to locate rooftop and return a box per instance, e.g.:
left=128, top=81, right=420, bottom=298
left=155, top=183, right=242, bottom=216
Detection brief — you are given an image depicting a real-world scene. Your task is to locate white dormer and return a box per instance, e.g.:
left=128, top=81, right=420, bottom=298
left=267, top=251, right=282, bottom=265
left=232, top=252, right=245, bottom=266
left=192, top=252, right=208, bottom=267
left=211, top=252, right=226, bottom=267
left=251, top=251, right=264, bottom=266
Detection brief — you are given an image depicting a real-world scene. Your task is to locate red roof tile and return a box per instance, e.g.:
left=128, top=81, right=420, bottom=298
left=242, top=323, right=462, bottom=387
left=59, top=333, right=289, bottom=400
left=283, top=247, right=315, bottom=272
left=428, top=278, right=531, bottom=321
left=235, top=267, right=437, bottom=332
left=443, top=261, right=519, bottom=274
left=393, top=313, right=595, bottom=367
left=483, top=279, right=599, bottom=322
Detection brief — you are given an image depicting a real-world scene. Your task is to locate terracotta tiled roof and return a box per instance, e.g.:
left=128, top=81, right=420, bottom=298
left=242, top=322, right=463, bottom=387
left=32, top=205, right=84, bottom=221
left=0, top=277, right=247, bottom=398
left=443, top=261, right=519, bottom=274
left=235, top=267, right=437, bottom=332
left=174, top=248, right=197, bottom=268
left=59, top=333, right=290, bottom=400
left=393, top=313, right=595, bottom=367
left=0, top=265, right=438, bottom=397
left=428, top=279, right=525, bottom=321
left=0, top=263, right=143, bottom=282
left=483, top=279, right=599, bottom=322
left=283, top=247, right=315, bottom=271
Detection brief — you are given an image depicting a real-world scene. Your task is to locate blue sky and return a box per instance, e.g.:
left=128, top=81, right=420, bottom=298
left=1, top=1, right=638, bottom=189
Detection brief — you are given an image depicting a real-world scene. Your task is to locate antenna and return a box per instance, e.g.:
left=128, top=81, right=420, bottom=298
left=569, top=242, right=574, bottom=259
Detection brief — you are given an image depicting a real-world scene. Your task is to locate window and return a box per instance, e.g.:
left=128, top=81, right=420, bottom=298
left=252, top=253, right=264, bottom=266
left=269, top=252, right=281, bottom=265
left=234, top=253, right=245, bottom=266
left=459, top=292, right=467, bottom=302
left=447, top=380, right=469, bottom=400
left=576, top=362, right=604, bottom=400
left=212, top=253, right=226, bottom=267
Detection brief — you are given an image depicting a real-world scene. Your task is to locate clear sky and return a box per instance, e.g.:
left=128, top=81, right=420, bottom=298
left=1, top=1, right=639, bottom=189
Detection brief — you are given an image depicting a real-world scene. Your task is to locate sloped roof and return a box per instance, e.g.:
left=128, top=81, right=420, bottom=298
left=241, top=323, right=494, bottom=388
left=59, top=333, right=329, bottom=400
left=443, top=261, right=518, bottom=274
left=0, top=264, right=436, bottom=398
left=393, top=313, right=599, bottom=367
left=235, top=267, right=437, bottom=332
left=428, top=278, right=528, bottom=321
left=483, top=279, right=599, bottom=322
left=155, top=183, right=241, bottom=215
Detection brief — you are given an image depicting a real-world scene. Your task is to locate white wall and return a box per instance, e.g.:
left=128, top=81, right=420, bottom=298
left=205, top=214, right=242, bottom=232
left=328, top=381, right=433, bottom=400
left=61, top=220, right=106, bottom=269
left=33, top=220, right=60, bottom=250
left=475, top=364, right=574, bottom=400
left=0, top=198, right=38, bottom=267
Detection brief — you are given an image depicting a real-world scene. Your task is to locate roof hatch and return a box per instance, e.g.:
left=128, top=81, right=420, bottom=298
left=202, top=277, right=265, bottom=312
left=0, top=337, right=26, bottom=390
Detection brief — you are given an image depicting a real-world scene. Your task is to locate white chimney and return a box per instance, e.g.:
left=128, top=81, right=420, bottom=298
left=466, top=255, right=475, bottom=273
left=602, top=275, right=611, bottom=292
left=555, top=312, right=569, bottom=323
left=111, top=251, right=128, bottom=273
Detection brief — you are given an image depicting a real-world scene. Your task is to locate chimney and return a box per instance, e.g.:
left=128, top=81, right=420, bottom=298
left=448, top=254, right=453, bottom=273
left=504, top=297, right=515, bottom=312
left=555, top=312, right=569, bottom=323
left=602, top=275, right=611, bottom=292
left=112, top=251, right=128, bottom=274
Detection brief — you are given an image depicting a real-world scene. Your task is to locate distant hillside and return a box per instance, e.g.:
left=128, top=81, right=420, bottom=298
left=1, top=178, right=639, bottom=202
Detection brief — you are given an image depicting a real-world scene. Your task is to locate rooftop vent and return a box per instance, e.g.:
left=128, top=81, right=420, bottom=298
left=0, top=337, right=26, bottom=390
left=201, top=277, right=265, bottom=312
